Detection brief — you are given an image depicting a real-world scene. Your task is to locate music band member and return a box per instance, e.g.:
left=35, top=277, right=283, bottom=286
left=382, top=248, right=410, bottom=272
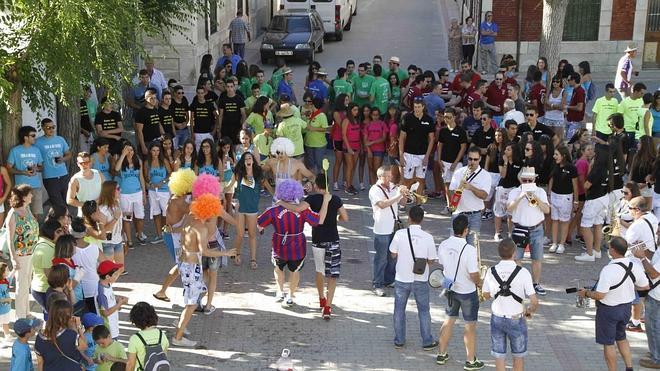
left=437, top=107, right=468, bottom=212
left=631, top=239, right=660, bottom=369
left=482, top=238, right=539, bottom=371
left=623, top=196, right=658, bottom=332
left=436, top=215, right=485, bottom=370
left=398, top=98, right=435, bottom=198
left=578, top=237, right=649, bottom=371
left=449, top=146, right=491, bottom=245
left=506, top=167, right=550, bottom=296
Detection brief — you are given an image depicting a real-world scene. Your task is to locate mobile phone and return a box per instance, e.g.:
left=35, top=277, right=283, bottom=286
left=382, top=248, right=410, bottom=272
left=106, top=232, right=112, bottom=240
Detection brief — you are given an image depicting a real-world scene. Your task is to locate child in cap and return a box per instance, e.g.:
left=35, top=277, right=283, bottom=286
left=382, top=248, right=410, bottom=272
left=10, top=318, right=42, bottom=371
left=254, top=121, right=274, bottom=163
left=96, top=260, right=128, bottom=339
left=0, top=262, right=15, bottom=345
left=92, top=324, right=127, bottom=371
left=81, top=313, right=104, bottom=370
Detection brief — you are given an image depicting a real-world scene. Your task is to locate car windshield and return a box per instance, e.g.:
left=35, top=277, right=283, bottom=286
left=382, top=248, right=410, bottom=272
left=269, top=16, right=311, bottom=33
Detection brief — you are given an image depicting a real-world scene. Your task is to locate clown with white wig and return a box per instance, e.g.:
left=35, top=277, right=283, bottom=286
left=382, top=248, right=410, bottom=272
left=261, top=137, right=315, bottom=197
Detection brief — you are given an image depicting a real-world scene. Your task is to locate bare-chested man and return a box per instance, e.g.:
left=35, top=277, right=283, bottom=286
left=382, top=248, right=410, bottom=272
left=261, top=137, right=315, bottom=195
left=172, top=194, right=236, bottom=347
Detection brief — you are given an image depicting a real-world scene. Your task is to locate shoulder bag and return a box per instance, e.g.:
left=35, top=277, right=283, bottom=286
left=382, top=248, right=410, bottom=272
left=378, top=185, right=404, bottom=233
left=407, top=228, right=427, bottom=275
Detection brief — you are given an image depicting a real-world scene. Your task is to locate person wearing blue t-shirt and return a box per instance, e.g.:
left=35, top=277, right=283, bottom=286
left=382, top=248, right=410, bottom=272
left=35, top=118, right=72, bottom=211
left=277, top=69, right=297, bottom=105
left=10, top=318, right=43, bottom=371
left=215, top=43, right=242, bottom=74
left=424, top=82, right=446, bottom=118
left=7, top=126, right=44, bottom=218
left=307, top=70, right=329, bottom=103
left=479, top=11, right=499, bottom=75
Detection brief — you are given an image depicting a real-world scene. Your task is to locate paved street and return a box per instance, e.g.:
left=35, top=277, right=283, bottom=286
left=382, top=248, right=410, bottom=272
left=1, top=0, right=657, bottom=370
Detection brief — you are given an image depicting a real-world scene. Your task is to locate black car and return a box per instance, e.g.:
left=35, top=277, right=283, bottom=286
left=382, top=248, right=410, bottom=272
left=260, top=9, right=325, bottom=64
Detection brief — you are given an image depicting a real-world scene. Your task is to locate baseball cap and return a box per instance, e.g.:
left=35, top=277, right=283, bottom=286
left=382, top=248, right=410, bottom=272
left=14, top=318, right=43, bottom=336
left=81, top=313, right=104, bottom=328
left=97, top=260, right=124, bottom=276
left=389, top=56, right=400, bottom=64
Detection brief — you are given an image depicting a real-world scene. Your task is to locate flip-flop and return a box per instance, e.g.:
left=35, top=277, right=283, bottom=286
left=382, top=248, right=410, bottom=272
left=153, top=293, right=170, bottom=302
left=250, top=260, right=258, bottom=270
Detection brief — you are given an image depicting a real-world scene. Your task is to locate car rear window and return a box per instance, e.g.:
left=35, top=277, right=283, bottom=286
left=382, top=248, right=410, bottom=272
left=312, top=0, right=333, bottom=2
left=270, top=16, right=311, bottom=33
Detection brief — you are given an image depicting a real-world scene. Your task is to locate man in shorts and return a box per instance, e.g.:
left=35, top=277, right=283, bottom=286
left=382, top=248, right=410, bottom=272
left=398, top=99, right=435, bottom=199
left=437, top=107, right=468, bottom=212
left=258, top=179, right=330, bottom=307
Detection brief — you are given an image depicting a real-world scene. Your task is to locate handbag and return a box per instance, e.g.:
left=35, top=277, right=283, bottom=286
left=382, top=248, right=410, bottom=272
left=511, top=224, right=531, bottom=249
left=378, top=185, right=404, bottom=233
left=407, top=228, right=427, bottom=275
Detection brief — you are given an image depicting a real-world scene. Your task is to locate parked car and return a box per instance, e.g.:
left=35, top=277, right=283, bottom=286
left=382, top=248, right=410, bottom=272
left=280, top=0, right=358, bottom=41
left=260, top=9, right=325, bottom=64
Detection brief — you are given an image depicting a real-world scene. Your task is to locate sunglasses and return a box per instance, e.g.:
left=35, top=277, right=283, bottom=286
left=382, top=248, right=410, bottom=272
left=526, top=113, right=535, bottom=117
left=629, top=207, right=640, bottom=211
left=480, top=117, right=489, bottom=121
left=468, top=157, right=480, bottom=162
left=304, top=100, right=312, bottom=103
left=78, top=160, right=90, bottom=165
left=525, top=147, right=532, bottom=151
left=495, top=78, right=503, bottom=81
left=29, top=134, right=36, bottom=138
left=552, top=80, right=561, bottom=84
left=521, top=178, right=535, bottom=183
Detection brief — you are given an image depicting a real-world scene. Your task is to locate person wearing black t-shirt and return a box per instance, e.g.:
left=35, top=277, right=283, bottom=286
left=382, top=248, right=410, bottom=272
left=399, top=99, right=435, bottom=195
left=159, top=91, right=175, bottom=137
left=134, top=88, right=164, bottom=157
left=548, top=146, right=578, bottom=254
left=171, top=85, right=191, bottom=148
left=471, top=110, right=495, bottom=163
left=437, top=107, right=468, bottom=209
left=190, top=85, right=219, bottom=150
left=218, top=80, right=247, bottom=144
left=494, top=142, right=522, bottom=240
left=481, top=127, right=502, bottom=221
left=576, top=147, right=612, bottom=262
left=304, top=174, right=348, bottom=320
left=95, top=98, right=124, bottom=155
left=516, top=107, right=555, bottom=143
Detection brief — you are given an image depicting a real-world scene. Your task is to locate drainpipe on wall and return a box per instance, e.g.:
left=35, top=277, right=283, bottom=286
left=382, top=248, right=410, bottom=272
left=206, top=1, right=212, bottom=54
left=515, top=0, right=522, bottom=70
left=476, top=0, right=483, bottom=71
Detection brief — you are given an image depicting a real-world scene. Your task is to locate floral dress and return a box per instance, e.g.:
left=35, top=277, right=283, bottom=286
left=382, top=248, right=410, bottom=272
left=13, top=209, right=38, bottom=256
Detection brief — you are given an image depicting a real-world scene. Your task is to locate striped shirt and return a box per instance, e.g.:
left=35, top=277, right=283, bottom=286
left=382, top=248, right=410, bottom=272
left=229, top=17, right=250, bottom=44
left=258, top=206, right=320, bottom=260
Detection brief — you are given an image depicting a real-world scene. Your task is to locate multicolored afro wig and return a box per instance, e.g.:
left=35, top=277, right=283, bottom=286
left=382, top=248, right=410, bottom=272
left=192, top=173, right=222, bottom=199
left=275, top=179, right=304, bottom=203
left=270, top=137, right=295, bottom=157
left=168, top=168, right=197, bottom=196
left=190, top=193, right=223, bottom=220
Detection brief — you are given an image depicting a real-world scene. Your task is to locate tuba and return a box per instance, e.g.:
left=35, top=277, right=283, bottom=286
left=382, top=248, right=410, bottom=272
left=473, top=231, right=489, bottom=302
left=448, top=167, right=473, bottom=211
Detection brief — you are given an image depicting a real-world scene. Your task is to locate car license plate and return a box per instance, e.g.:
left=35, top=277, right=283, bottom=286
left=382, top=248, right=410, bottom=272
left=275, top=51, right=293, bottom=56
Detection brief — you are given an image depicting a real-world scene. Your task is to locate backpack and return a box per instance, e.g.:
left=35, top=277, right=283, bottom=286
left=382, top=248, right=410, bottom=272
left=136, top=330, right=170, bottom=371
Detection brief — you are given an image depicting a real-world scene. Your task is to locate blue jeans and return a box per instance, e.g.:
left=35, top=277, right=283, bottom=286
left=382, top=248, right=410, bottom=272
left=233, top=43, right=246, bottom=59
left=451, top=212, right=481, bottom=245
left=305, top=146, right=325, bottom=173
left=514, top=223, right=544, bottom=261
left=490, top=314, right=528, bottom=358
left=174, top=128, right=190, bottom=149
left=393, top=280, right=434, bottom=346
left=373, top=233, right=396, bottom=288
left=646, top=296, right=660, bottom=363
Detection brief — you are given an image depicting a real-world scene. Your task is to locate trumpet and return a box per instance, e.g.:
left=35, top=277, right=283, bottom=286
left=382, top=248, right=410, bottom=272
left=409, top=182, right=428, bottom=205
left=473, top=231, right=488, bottom=302
left=526, top=192, right=538, bottom=207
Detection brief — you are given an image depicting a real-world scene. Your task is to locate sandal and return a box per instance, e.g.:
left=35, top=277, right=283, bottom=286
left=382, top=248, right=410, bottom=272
left=233, top=254, right=242, bottom=266
left=153, top=293, right=170, bottom=302
left=250, top=260, right=258, bottom=270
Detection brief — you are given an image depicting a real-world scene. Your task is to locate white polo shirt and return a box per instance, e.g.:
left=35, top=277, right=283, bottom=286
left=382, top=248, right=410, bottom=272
left=389, top=225, right=438, bottom=283
left=449, top=166, right=491, bottom=214
left=482, top=260, right=535, bottom=316
left=625, top=213, right=658, bottom=253
left=437, top=235, right=479, bottom=294
left=649, top=252, right=660, bottom=301
left=507, top=186, right=548, bottom=227
left=369, top=182, right=400, bottom=235
left=595, top=257, right=648, bottom=306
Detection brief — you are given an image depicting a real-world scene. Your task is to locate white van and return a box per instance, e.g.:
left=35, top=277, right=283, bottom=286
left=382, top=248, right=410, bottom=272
left=280, top=0, right=357, bottom=40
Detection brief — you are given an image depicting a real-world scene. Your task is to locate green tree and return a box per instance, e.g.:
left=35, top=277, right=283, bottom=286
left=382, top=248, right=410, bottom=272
left=0, top=0, right=206, bottom=161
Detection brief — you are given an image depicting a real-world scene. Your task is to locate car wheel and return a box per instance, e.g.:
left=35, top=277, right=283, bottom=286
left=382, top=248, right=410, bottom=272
left=318, top=39, right=324, bottom=53
left=345, top=15, right=352, bottom=31
left=336, top=28, right=343, bottom=41
left=260, top=54, right=268, bottom=64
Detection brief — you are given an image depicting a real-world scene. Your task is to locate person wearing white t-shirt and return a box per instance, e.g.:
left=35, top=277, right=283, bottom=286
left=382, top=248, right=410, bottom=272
left=623, top=196, right=658, bottom=332
left=632, top=245, right=660, bottom=368
left=578, top=237, right=648, bottom=371
left=449, top=146, right=491, bottom=245
left=614, top=45, right=637, bottom=98
left=368, top=165, right=409, bottom=297
left=436, top=214, right=485, bottom=370
left=482, top=238, right=539, bottom=371
left=71, top=217, right=104, bottom=314
left=389, top=206, right=438, bottom=350
left=507, top=166, right=550, bottom=296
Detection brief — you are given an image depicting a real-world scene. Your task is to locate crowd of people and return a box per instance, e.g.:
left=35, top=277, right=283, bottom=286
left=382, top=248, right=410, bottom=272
left=0, top=23, right=657, bottom=370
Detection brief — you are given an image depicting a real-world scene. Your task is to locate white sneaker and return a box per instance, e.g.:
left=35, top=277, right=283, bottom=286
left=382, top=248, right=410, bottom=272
left=171, top=320, right=191, bottom=336
left=360, top=183, right=366, bottom=191
left=574, top=253, right=595, bottom=262
left=542, top=236, right=552, bottom=246
left=275, top=292, right=287, bottom=303
left=594, top=250, right=602, bottom=259
left=333, top=182, right=340, bottom=191
left=556, top=244, right=565, bottom=254
left=493, top=233, right=502, bottom=242
left=171, top=336, right=197, bottom=347
left=549, top=243, right=558, bottom=253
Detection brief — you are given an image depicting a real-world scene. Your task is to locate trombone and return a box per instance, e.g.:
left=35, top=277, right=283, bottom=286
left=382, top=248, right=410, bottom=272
left=473, top=231, right=488, bottom=302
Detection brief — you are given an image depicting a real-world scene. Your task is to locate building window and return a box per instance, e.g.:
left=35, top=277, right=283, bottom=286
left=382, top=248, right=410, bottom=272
left=208, top=0, right=218, bottom=35
left=563, top=0, right=601, bottom=41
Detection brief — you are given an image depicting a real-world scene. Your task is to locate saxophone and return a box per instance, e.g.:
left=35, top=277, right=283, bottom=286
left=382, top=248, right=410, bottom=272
left=473, top=231, right=489, bottom=302
left=603, top=199, right=621, bottom=241
left=448, top=167, right=473, bottom=211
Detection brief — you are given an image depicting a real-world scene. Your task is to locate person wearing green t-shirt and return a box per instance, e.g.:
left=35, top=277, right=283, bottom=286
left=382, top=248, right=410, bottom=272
left=270, top=59, right=288, bottom=93
left=245, top=84, right=261, bottom=113
left=388, top=72, right=402, bottom=107
left=126, top=302, right=170, bottom=368
left=246, top=96, right=273, bottom=135
left=254, top=124, right=274, bottom=162
left=618, top=82, right=646, bottom=137
left=256, top=70, right=274, bottom=99
left=388, top=56, right=409, bottom=84
left=345, top=60, right=358, bottom=83
left=304, top=97, right=329, bottom=173
left=352, top=63, right=375, bottom=107
left=93, top=325, right=127, bottom=371
left=333, top=67, right=354, bottom=101
left=30, top=222, right=61, bottom=314
left=369, top=64, right=391, bottom=114
left=591, top=83, right=619, bottom=143
left=276, top=103, right=307, bottom=157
